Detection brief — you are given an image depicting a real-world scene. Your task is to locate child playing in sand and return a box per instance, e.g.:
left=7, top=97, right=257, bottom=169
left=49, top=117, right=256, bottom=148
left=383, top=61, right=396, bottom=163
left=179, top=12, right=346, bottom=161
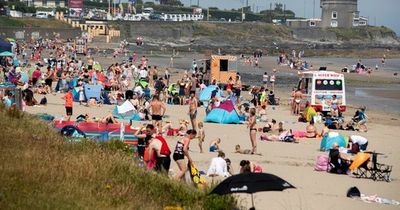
left=178, top=120, right=189, bottom=136
left=234, top=144, right=251, bottom=154
left=209, top=138, right=221, bottom=152
left=198, top=122, right=205, bottom=153
left=235, top=144, right=262, bottom=155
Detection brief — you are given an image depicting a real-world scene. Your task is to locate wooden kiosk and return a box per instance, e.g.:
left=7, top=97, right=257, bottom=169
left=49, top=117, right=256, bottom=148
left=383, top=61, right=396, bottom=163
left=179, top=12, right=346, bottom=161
left=209, top=55, right=238, bottom=83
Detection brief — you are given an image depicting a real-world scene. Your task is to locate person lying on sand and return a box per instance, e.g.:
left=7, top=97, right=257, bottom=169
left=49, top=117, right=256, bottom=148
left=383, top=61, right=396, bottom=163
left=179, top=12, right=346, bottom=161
left=239, top=160, right=263, bottom=173
left=234, top=144, right=262, bottom=155
left=178, top=119, right=189, bottom=136
left=79, top=114, right=119, bottom=124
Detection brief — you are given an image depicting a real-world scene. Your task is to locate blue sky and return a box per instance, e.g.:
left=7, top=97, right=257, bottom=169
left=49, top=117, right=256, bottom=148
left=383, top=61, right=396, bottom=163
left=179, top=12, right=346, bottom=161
left=177, top=0, right=400, bottom=35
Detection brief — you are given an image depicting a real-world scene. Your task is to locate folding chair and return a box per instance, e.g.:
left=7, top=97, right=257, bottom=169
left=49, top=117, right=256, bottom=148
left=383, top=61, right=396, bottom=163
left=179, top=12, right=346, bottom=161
left=370, top=153, right=392, bottom=182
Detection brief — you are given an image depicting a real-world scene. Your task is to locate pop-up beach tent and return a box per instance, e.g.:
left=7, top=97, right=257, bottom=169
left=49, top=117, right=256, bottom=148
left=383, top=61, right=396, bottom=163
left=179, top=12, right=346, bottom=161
left=199, top=85, right=223, bottom=102
left=204, top=100, right=240, bottom=124
left=320, top=132, right=347, bottom=151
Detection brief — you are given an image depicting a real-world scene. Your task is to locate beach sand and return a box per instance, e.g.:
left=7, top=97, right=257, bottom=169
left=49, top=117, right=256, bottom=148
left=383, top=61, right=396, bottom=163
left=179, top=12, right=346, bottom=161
left=25, top=91, right=400, bottom=210
left=23, top=52, right=400, bottom=210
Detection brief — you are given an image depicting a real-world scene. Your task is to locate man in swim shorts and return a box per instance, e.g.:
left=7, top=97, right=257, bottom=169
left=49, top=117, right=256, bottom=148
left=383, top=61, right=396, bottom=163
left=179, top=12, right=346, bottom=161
left=150, top=94, right=166, bottom=133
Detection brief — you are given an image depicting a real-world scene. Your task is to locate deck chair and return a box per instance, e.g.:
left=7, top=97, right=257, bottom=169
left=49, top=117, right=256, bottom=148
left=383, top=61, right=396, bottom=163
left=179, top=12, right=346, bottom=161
left=370, top=153, right=392, bottom=182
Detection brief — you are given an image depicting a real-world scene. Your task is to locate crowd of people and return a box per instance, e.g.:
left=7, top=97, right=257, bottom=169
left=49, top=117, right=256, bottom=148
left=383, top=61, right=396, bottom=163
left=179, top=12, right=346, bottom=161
left=0, top=35, right=378, bottom=191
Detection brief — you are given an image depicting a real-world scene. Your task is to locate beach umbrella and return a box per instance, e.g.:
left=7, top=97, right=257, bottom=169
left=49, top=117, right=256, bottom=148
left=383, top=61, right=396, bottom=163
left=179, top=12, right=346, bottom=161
left=210, top=172, right=295, bottom=209
left=320, top=132, right=346, bottom=151
left=0, top=51, right=14, bottom=57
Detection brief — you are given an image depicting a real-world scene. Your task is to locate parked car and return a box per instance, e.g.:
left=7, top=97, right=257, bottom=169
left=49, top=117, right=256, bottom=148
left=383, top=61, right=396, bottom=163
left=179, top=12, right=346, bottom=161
left=36, top=12, right=48, bottom=19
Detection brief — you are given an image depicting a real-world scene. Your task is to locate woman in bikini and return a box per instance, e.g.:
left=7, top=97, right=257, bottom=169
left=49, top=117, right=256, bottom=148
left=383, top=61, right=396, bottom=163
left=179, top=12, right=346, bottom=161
left=173, top=129, right=197, bottom=181
left=247, top=108, right=257, bottom=154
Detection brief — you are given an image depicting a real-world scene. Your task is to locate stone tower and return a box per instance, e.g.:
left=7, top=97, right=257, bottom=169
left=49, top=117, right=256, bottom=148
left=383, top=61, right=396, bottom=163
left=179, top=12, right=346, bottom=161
left=320, top=0, right=358, bottom=28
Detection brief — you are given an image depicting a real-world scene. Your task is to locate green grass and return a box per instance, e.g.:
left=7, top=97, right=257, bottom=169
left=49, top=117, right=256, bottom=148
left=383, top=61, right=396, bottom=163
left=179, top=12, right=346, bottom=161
left=327, top=26, right=397, bottom=41
left=0, top=105, right=237, bottom=209
left=0, top=16, right=25, bottom=27
left=0, top=17, right=71, bottom=28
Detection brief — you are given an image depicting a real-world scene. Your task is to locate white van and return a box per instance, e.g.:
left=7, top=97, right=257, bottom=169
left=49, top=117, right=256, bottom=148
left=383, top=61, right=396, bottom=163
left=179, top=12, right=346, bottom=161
left=297, top=70, right=346, bottom=113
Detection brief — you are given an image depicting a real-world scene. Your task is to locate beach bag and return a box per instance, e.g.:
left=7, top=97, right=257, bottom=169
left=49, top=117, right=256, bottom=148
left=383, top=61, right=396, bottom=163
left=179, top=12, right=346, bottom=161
left=156, top=136, right=171, bottom=156
left=314, top=155, right=330, bottom=171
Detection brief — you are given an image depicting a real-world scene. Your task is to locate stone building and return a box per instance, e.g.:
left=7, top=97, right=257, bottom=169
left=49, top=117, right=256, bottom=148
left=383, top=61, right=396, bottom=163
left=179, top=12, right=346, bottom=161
left=286, top=0, right=367, bottom=28
left=320, top=0, right=365, bottom=28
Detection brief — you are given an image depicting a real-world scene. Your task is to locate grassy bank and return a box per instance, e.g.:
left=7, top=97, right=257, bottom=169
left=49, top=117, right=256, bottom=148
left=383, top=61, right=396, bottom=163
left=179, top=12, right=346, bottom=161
left=0, top=17, right=71, bottom=28
left=0, top=105, right=236, bottom=209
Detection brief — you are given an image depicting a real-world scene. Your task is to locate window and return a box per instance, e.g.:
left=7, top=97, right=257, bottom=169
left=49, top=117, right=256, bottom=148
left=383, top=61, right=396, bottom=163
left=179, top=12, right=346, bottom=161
left=315, top=79, right=343, bottom=91
left=310, top=21, right=316, bottom=27
left=332, top=11, right=337, bottom=19
left=220, top=59, right=228, bottom=71
left=331, top=20, right=338, bottom=28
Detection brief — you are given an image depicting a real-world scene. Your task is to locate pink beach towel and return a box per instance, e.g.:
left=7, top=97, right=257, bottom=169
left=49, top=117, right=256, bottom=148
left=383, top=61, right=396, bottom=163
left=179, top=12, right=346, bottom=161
left=292, top=130, right=306, bottom=138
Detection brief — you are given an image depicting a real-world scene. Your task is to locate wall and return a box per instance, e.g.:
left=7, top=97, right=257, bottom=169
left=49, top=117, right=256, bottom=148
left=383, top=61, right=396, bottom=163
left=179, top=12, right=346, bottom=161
left=320, top=0, right=357, bottom=28
left=120, top=21, right=195, bottom=42
left=292, top=28, right=338, bottom=42
left=0, top=27, right=81, bottom=40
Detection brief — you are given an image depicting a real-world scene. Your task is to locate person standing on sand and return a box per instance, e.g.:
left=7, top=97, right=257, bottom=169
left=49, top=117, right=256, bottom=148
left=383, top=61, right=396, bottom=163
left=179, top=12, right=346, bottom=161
left=188, top=92, right=198, bottom=131
left=270, top=70, right=276, bottom=91
left=62, top=87, right=73, bottom=121
left=173, top=129, right=197, bottom=181
left=262, top=72, right=269, bottom=89
left=148, top=131, right=172, bottom=173
left=293, top=89, right=303, bottom=115
left=247, top=108, right=257, bottom=154
left=150, top=94, right=166, bottom=134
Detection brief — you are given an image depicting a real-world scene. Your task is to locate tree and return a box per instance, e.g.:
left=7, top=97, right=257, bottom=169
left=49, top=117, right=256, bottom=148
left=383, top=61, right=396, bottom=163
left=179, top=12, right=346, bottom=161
left=274, top=3, right=283, bottom=12
left=159, top=0, right=183, bottom=6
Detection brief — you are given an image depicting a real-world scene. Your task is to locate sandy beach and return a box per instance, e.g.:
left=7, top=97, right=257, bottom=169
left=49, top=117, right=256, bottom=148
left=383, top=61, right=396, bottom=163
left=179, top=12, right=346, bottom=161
left=23, top=52, right=400, bottom=210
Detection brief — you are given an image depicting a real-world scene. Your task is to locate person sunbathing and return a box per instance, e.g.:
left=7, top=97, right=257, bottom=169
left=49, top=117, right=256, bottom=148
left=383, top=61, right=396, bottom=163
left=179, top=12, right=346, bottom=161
left=239, top=160, right=263, bottom=173
left=83, top=114, right=119, bottom=124
left=306, top=120, right=318, bottom=138
left=177, top=120, right=189, bottom=136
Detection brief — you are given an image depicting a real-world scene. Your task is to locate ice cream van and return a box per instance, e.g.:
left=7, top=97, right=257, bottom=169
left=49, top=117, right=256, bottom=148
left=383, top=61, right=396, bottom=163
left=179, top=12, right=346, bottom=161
left=297, top=70, right=346, bottom=113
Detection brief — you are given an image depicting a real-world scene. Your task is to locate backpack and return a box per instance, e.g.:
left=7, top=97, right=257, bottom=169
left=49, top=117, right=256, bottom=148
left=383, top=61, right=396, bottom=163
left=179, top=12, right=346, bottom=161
left=156, top=136, right=171, bottom=156
left=314, top=155, right=330, bottom=171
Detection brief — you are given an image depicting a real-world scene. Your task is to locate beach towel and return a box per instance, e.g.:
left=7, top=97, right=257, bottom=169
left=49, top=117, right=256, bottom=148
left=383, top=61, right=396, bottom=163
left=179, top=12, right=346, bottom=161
left=188, top=162, right=205, bottom=189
